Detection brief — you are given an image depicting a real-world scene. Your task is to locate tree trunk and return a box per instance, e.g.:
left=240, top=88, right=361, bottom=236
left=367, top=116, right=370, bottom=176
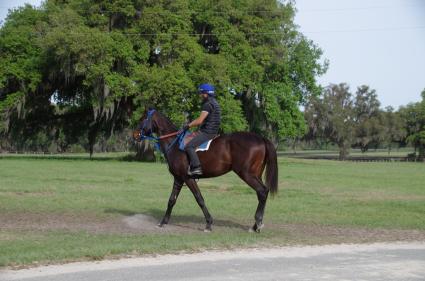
left=135, top=140, right=155, bottom=162
left=338, top=142, right=349, bottom=160
left=418, top=145, right=425, bottom=161
left=88, top=123, right=100, bottom=158
left=292, top=139, right=296, bottom=154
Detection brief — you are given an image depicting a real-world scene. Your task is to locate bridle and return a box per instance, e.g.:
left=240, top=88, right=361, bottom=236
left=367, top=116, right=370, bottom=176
left=135, top=109, right=185, bottom=153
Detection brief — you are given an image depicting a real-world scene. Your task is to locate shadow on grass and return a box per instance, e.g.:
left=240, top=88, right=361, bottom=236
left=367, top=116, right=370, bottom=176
left=104, top=208, right=137, bottom=216
left=104, top=208, right=249, bottom=231
left=0, top=153, right=155, bottom=162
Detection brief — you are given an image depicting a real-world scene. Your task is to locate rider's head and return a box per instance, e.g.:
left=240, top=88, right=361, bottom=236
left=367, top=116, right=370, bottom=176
left=197, top=83, right=215, bottom=100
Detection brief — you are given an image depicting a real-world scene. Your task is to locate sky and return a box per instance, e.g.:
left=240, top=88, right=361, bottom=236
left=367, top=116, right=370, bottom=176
left=1, top=0, right=424, bottom=108
left=295, top=0, right=425, bottom=108
left=0, top=0, right=41, bottom=23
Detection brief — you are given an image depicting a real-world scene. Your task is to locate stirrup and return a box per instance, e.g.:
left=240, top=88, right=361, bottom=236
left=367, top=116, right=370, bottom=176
left=188, top=166, right=203, bottom=176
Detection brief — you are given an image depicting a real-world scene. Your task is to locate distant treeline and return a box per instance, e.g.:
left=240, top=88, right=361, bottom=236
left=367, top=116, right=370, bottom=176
left=302, top=84, right=425, bottom=160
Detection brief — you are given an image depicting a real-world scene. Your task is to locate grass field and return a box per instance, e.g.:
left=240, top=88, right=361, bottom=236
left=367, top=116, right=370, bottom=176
left=280, top=148, right=415, bottom=158
left=0, top=154, right=424, bottom=267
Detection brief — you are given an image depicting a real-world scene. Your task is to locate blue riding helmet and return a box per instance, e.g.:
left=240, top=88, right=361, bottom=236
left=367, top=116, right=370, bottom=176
left=198, top=83, right=215, bottom=96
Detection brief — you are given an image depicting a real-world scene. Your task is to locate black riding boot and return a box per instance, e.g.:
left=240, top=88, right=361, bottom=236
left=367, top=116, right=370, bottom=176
left=184, top=132, right=215, bottom=176
left=187, top=165, right=203, bottom=176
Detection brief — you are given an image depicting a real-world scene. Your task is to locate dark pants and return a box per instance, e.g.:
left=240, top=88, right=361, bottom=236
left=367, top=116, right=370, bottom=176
left=184, top=132, right=216, bottom=168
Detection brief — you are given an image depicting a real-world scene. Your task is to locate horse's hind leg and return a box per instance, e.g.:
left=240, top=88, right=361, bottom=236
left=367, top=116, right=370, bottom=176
left=239, top=173, right=269, bottom=232
left=158, top=178, right=183, bottom=227
left=185, top=178, right=213, bottom=232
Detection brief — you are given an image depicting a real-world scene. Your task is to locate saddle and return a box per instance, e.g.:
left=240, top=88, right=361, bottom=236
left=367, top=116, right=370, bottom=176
left=178, top=131, right=217, bottom=152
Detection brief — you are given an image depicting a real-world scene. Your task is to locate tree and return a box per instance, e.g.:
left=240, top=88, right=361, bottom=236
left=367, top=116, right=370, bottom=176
left=305, top=83, right=355, bottom=160
left=399, top=89, right=425, bottom=160
left=0, top=0, right=326, bottom=156
left=352, top=85, right=383, bottom=152
left=381, top=106, right=406, bottom=155
left=0, top=5, right=55, bottom=152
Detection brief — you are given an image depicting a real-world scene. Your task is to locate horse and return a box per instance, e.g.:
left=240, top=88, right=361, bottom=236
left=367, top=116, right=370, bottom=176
left=134, top=109, right=278, bottom=232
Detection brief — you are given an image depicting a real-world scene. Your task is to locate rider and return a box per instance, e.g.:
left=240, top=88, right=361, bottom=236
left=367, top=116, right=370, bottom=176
left=183, top=83, right=221, bottom=176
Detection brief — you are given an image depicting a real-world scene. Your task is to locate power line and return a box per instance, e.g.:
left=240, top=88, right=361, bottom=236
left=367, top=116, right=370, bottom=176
left=298, top=4, right=423, bottom=13
left=303, top=26, right=425, bottom=34
left=2, top=25, right=424, bottom=36
left=122, top=26, right=425, bottom=35
left=0, top=7, right=291, bottom=13
left=0, top=4, right=422, bottom=12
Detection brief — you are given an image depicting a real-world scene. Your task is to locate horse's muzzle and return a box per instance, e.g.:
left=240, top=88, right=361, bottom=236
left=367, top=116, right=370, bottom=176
left=132, top=130, right=141, bottom=142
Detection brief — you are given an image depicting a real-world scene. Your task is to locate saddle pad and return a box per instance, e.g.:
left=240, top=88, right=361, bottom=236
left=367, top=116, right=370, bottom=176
left=178, top=131, right=215, bottom=152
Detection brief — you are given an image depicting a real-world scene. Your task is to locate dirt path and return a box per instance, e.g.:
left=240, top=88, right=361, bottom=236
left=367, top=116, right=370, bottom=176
left=2, top=212, right=425, bottom=242
left=0, top=213, right=191, bottom=234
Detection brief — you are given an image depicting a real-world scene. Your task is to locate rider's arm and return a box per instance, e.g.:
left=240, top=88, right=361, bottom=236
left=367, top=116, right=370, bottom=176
left=188, top=111, right=209, bottom=128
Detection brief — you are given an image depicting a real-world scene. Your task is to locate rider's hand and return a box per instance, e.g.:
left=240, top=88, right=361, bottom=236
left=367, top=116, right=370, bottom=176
left=183, top=123, right=190, bottom=131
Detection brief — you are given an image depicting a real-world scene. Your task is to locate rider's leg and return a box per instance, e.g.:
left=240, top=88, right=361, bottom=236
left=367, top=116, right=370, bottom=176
left=184, top=132, right=215, bottom=173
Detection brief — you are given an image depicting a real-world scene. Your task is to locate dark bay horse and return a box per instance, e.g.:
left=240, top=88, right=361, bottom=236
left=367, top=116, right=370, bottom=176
left=134, top=109, right=278, bottom=232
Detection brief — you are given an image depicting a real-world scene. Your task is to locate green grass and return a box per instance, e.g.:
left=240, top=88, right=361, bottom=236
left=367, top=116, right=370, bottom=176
left=0, top=155, right=424, bottom=267
left=280, top=148, right=414, bottom=158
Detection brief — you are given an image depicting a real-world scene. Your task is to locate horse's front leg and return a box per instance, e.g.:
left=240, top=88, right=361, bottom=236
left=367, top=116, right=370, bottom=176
left=185, top=178, right=213, bottom=232
left=158, top=178, right=183, bottom=227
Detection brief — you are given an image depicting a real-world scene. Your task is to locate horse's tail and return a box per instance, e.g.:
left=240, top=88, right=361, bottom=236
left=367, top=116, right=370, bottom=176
left=264, top=138, right=278, bottom=196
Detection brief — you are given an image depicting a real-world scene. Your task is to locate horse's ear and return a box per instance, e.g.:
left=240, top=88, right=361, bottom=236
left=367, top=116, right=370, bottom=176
left=138, top=106, right=148, bottom=121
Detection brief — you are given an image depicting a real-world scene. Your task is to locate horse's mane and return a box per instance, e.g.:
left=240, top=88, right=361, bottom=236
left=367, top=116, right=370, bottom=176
left=156, top=111, right=179, bottom=131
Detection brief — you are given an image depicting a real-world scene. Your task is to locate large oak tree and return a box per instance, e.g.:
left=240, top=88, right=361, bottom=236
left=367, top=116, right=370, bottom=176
left=0, top=0, right=326, bottom=154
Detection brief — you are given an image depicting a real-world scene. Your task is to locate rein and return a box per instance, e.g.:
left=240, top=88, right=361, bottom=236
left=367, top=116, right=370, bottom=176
left=137, top=110, right=185, bottom=153
left=139, top=130, right=185, bottom=154
left=158, top=131, right=181, bottom=140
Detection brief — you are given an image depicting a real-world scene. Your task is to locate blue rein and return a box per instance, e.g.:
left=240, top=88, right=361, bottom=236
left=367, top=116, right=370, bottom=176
left=138, top=110, right=161, bottom=150
left=138, top=109, right=185, bottom=154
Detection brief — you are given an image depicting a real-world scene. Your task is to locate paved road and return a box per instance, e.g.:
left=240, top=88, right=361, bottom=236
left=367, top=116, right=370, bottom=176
left=1, top=243, right=425, bottom=281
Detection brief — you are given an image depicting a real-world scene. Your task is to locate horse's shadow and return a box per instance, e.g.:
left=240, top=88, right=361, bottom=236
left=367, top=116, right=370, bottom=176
left=105, top=208, right=248, bottom=231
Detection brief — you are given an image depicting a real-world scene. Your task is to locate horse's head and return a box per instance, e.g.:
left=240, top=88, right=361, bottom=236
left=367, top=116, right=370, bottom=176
left=133, top=108, right=158, bottom=142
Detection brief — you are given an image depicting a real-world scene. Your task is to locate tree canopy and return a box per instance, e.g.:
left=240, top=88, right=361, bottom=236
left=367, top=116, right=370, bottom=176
left=399, top=89, right=425, bottom=159
left=305, top=83, right=355, bottom=160
left=304, top=84, right=423, bottom=160
left=0, top=0, right=326, bottom=154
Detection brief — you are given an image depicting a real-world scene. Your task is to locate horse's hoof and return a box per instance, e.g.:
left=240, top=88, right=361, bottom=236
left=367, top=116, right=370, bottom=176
left=157, top=222, right=165, bottom=228
left=249, top=223, right=264, bottom=233
left=204, top=225, right=212, bottom=233
left=256, top=223, right=264, bottom=232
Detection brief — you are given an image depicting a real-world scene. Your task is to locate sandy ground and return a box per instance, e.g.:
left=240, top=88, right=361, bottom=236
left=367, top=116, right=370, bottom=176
left=2, top=212, right=425, bottom=243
